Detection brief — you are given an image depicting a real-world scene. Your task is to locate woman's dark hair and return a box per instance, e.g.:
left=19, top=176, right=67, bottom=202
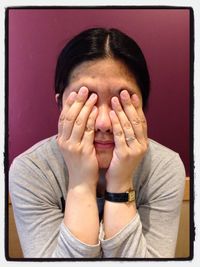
left=55, top=28, right=150, bottom=109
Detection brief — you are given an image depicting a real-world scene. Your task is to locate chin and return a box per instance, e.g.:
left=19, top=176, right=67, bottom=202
left=96, top=150, right=113, bottom=169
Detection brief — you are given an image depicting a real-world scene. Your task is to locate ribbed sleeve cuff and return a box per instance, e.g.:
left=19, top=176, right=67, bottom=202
left=54, top=221, right=101, bottom=258
left=100, top=212, right=140, bottom=251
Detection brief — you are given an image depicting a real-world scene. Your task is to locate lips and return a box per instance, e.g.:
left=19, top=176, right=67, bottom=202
left=94, top=140, right=114, bottom=149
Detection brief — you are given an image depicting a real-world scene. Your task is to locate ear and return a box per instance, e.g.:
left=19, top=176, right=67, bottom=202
left=55, top=94, right=60, bottom=105
left=55, top=94, right=62, bottom=111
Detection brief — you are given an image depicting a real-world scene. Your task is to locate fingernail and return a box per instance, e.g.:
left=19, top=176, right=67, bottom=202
left=132, top=94, right=139, bottom=102
left=112, top=97, right=119, bottom=104
left=132, top=94, right=140, bottom=107
left=79, top=86, right=88, bottom=95
left=90, top=93, right=97, bottom=100
left=120, top=90, right=129, bottom=99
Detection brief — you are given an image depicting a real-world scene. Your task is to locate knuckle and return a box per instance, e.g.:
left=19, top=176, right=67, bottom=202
left=59, top=114, right=65, bottom=122
left=66, top=144, right=73, bottom=153
left=115, top=130, right=123, bottom=137
left=140, top=140, right=149, bottom=153
left=57, top=138, right=83, bottom=154
left=75, top=117, right=82, bottom=126
left=138, top=144, right=147, bottom=155
left=65, top=113, right=74, bottom=122
left=57, top=138, right=62, bottom=147
left=85, top=124, right=94, bottom=133
left=139, top=148, right=145, bottom=155
left=85, top=117, right=95, bottom=132
left=141, top=117, right=147, bottom=124
left=66, top=143, right=76, bottom=153
left=135, top=147, right=143, bottom=155
left=131, top=117, right=141, bottom=126
left=123, top=121, right=132, bottom=129
left=57, top=138, right=65, bottom=149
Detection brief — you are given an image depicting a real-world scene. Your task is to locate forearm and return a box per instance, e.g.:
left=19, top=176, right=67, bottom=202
left=103, top=182, right=137, bottom=239
left=58, top=86, right=100, bottom=246
left=104, top=201, right=137, bottom=238
left=64, top=185, right=99, bottom=245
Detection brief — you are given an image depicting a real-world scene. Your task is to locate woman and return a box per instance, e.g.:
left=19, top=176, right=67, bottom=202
left=9, top=28, right=185, bottom=258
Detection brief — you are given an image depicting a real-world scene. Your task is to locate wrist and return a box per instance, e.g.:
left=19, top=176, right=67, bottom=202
left=68, top=183, right=97, bottom=196
left=105, top=188, right=135, bottom=203
left=106, top=180, right=133, bottom=193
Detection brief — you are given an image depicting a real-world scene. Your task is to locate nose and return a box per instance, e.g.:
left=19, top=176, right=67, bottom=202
left=95, top=104, right=112, bottom=133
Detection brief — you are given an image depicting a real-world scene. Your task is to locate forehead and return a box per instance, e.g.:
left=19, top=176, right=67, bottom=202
left=67, top=58, right=141, bottom=96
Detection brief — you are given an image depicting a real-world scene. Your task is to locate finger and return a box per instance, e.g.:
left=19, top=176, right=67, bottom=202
left=58, top=91, right=77, bottom=139
left=119, top=90, right=146, bottom=145
left=62, top=91, right=77, bottom=112
left=131, top=94, right=148, bottom=140
left=82, top=106, right=98, bottom=146
left=70, top=93, right=98, bottom=142
left=109, top=110, right=127, bottom=149
left=111, top=97, right=136, bottom=147
left=61, top=86, right=89, bottom=140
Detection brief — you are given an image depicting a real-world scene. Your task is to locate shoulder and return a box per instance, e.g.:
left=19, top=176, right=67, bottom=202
left=148, top=139, right=186, bottom=183
left=135, top=139, right=186, bottom=201
left=14, top=135, right=58, bottom=160
left=146, top=139, right=185, bottom=172
left=9, top=135, right=66, bottom=188
left=10, top=135, right=63, bottom=168
left=148, top=138, right=180, bottom=161
left=9, top=135, right=68, bottom=209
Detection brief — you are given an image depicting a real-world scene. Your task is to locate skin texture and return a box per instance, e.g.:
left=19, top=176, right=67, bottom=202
left=56, top=58, right=148, bottom=243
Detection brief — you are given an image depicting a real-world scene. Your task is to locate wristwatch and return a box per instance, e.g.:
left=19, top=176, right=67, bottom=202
left=105, top=188, right=135, bottom=203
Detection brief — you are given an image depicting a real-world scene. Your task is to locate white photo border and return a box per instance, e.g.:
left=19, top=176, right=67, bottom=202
left=1, top=1, right=199, bottom=266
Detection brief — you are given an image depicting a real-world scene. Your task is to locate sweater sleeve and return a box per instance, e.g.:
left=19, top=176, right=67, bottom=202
left=9, top=157, right=101, bottom=258
left=100, top=154, right=186, bottom=258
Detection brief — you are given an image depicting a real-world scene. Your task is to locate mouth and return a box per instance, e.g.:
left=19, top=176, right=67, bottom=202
left=94, top=140, right=114, bottom=150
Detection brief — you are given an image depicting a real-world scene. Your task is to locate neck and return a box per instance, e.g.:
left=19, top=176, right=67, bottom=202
left=97, top=169, right=107, bottom=197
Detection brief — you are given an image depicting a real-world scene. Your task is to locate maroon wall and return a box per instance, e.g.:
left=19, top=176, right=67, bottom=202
left=8, top=8, right=191, bottom=176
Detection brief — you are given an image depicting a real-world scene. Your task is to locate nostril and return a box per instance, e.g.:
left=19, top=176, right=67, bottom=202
left=94, top=105, right=113, bottom=133
left=95, top=119, right=112, bottom=133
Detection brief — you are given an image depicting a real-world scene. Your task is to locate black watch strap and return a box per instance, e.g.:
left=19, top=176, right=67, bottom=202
left=105, top=189, right=135, bottom=203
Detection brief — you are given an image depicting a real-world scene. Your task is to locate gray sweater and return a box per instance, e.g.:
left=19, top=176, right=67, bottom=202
left=9, top=136, right=185, bottom=258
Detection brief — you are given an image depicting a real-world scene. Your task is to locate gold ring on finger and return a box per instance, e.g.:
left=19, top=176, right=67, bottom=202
left=125, top=136, right=136, bottom=142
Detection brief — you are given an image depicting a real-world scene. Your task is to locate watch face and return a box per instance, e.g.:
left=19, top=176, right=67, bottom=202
left=128, top=190, right=135, bottom=202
